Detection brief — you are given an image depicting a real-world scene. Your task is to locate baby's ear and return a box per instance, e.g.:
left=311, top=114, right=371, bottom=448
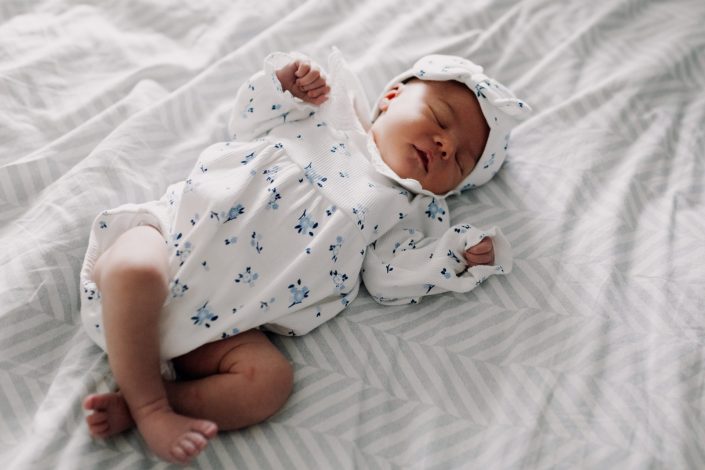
left=378, top=83, right=404, bottom=113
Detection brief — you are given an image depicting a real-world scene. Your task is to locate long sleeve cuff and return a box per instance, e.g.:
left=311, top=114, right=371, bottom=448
left=362, top=224, right=512, bottom=305
left=227, top=52, right=317, bottom=140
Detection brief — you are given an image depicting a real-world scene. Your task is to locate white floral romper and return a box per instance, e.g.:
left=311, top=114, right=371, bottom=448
left=80, top=50, right=512, bottom=360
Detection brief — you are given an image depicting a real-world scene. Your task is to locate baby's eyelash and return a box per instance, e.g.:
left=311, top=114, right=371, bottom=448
left=429, top=105, right=445, bottom=129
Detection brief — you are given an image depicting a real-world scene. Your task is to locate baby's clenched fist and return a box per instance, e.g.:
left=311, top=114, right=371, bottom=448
left=464, top=237, right=494, bottom=267
left=276, top=60, right=330, bottom=105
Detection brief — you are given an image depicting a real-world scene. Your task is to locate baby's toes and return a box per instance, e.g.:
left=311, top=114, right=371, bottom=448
left=86, top=411, right=107, bottom=425
left=170, top=444, right=189, bottom=464
left=185, top=431, right=208, bottom=452
left=86, top=413, right=108, bottom=436
left=88, top=422, right=110, bottom=438
left=193, top=420, right=218, bottom=438
left=171, top=432, right=208, bottom=463
left=94, top=426, right=112, bottom=438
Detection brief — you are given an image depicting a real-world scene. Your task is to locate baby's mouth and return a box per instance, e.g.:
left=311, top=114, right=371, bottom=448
left=414, top=146, right=429, bottom=173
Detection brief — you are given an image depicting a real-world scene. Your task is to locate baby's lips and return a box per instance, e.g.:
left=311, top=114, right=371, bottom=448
left=413, top=146, right=429, bottom=172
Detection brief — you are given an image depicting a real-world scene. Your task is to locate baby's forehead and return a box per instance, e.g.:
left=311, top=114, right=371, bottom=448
left=410, top=79, right=487, bottom=123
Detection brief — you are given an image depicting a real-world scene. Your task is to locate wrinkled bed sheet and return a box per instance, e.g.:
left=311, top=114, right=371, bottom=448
left=1, top=0, right=704, bottom=468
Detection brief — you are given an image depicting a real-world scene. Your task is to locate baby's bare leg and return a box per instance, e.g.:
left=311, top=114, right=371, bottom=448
left=84, top=330, right=294, bottom=438
left=88, top=225, right=217, bottom=464
left=168, top=330, right=294, bottom=431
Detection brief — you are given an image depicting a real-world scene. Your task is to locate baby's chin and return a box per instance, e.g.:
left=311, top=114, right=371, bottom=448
left=389, top=165, right=454, bottom=195
left=390, top=165, right=423, bottom=184
left=419, top=176, right=458, bottom=195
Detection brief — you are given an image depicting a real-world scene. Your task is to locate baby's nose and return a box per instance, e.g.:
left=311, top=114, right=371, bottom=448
left=434, top=136, right=454, bottom=160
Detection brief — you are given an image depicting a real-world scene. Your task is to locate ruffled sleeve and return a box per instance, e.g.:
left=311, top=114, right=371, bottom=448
left=227, top=52, right=319, bottom=141
left=361, top=197, right=512, bottom=305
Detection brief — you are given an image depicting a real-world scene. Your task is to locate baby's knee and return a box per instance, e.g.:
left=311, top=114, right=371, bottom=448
left=96, top=251, right=169, bottom=297
left=267, top=352, right=294, bottom=400
left=225, top=343, right=294, bottom=424
left=94, top=226, right=169, bottom=292
left=250, top=351, right=294, bottom=419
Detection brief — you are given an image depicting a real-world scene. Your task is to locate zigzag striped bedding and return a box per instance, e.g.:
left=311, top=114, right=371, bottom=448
left=2, top=0, right=704, bottom=468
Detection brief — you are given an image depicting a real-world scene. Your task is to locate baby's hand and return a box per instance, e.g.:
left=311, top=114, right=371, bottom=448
left=276, top=59, right=330, bottom=105
left=464, top=237, right=494, bottom=267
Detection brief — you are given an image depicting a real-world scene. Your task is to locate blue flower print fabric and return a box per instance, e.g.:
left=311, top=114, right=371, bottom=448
left=80, top=50, right=512, bottom=360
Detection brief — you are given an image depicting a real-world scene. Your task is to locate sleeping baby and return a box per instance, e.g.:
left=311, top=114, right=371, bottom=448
left=79, top=49, right=531, bottom=464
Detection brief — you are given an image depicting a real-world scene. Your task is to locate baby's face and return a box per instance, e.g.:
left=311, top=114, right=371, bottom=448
left=371, top=79, right=489, bottom=195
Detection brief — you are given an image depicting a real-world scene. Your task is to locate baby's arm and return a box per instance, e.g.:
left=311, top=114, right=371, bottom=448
left=228, top=52, right=327, bottom=141
left=362, top=225, right=511, bottom=305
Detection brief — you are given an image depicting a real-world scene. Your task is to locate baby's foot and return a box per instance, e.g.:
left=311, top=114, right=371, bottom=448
left=83, top=393, right=135, bottom=438
left=133, top=402, right=218, bottom=464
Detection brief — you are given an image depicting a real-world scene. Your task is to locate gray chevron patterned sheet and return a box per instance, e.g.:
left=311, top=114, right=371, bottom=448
left=2, top=0, right=704, bottom=468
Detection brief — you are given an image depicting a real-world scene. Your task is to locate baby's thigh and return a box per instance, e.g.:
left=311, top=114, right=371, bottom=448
left=173, top=329, right=289, bottom=379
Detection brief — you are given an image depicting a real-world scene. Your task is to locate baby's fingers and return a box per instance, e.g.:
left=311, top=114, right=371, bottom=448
left=294, top=60, right=311, bottom=79
left=464, top=237, right=495, bottom=267
left=467, top=237, right=493, bottom=255
left=300, top=76, right=327, bottom=92
left=298, top=71, right=324, bottom=90
left=465, top=251, right=495, bottom=267
left=307, top=85, right=331, bottom=105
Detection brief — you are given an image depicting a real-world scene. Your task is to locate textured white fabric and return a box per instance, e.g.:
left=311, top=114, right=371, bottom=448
left=4, top=1, right=704, bottom=468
